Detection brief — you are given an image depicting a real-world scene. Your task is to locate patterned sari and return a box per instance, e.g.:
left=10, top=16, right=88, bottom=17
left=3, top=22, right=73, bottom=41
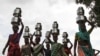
left=33, top=44, right=44, bottom=56
left=7, top=33, right=21, bottom=56
left=76, top=28, right=94, bottom=56
left=51, top=42, right=67, bottom=56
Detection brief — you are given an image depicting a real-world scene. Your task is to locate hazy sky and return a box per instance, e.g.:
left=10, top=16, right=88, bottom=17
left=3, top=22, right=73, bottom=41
left=0, top=0, right=100, bottom=56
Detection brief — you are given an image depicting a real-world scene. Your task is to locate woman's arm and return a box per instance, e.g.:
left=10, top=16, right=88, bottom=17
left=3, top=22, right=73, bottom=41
left=68, top=39, right=73, bottom=50
left=19, top=19, right=24, bottom=36
left=74, top=33, right=78, bottom=56
left=47, top=38, right=53, bottom=44
left=30, top=33, right=35, bottom=46
left=86, top=19, right=95, bottom=34
left=95, top=49, right=100, bottom=56
left=61, top=47, right=68, bottom=56
left=88, top=26, right=94, bottom=35
left=2, top=35, right=10, bottom=55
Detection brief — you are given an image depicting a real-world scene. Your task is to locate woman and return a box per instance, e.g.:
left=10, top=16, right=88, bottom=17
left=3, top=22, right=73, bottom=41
left=31, top=31, right=44, bottom=56
left=47, top=21, right=67, bottom=56
left=21, top=37, right=32, bottom=56
left=62, top=32, right=73, bottom=56
left=74, top=10, right=94, bottom=56
left=2, top=19, right=24, bottom=56
left=30, top=23, right=44, bottom=56
left=21, top=26, right=32, bottom=56
left=74, top=19, right=95, bottom=56
left=44, top=31, right=51, bottom=56
left=74, top=13, right=95, bottom=56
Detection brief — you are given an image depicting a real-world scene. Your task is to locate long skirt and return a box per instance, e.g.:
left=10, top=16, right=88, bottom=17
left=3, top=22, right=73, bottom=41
left=7, top=45, right=21, bottom=56
left=78, top=45, right=94, bottom=56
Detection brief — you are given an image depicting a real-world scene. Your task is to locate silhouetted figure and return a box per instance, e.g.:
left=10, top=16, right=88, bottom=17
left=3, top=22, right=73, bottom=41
left=62, top=32, right=73, bottom=56
left=74, top=7, right=95, bottom=56
left=30, top=23, right=44, bottom=56
left=2, top=7, right=24, bottom=56
left=44, top=31, right=51, bottom=56
left=47, top=21, right=67, bottom=56
left=44, top=43, right=51, bottom=56
left=21, top=26, right=32, bottom=56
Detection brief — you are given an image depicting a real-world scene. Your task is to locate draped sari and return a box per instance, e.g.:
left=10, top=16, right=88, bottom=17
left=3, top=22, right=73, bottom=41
left=33, top=44, right=44, bottom=56
left=51, top=42, right=68, bottom=56
left=7, top=33, right=21, bottom=56
left=76, top=28, right=94, bottom=56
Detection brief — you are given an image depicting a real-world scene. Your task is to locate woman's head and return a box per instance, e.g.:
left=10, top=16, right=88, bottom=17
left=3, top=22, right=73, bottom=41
left=62, top=32, right=68, bottom=38
left=46, top=43, right=50, bottom=49
left=12, top=25, right=19, bottom=33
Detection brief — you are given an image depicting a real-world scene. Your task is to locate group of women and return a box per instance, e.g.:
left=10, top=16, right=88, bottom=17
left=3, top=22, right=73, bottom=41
left=2, top=6, right=100, bottom=56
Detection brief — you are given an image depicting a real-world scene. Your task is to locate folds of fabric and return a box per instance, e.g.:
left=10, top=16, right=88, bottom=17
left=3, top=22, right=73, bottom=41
left=7, top=42, right=21, bottom=56
left=76, top=28, right=94, bottom=56
left=51, top=43, right=67, bottom=56
left=7, top=33, right=21, bottom=56
left=33, top=44, right=43, bottom=56
left=78, top=45, right=94, bottom=56
left=51, top=43, right=62, bottom=56
left=64, top=47, right=72, bottom=56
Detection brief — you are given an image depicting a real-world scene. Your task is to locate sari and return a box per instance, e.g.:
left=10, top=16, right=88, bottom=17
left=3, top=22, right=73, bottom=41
left=21, top=44, right=32, bottom=56
left=7, top=33, right=21, bottom=56
left=76, top=28, right=94, bottom=56
left=33, top=44, right=44, bottom=56
left=51, top=42, right=67, bottom=56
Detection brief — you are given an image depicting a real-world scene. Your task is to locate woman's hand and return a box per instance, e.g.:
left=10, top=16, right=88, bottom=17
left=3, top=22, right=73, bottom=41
left=30, top=33, right=35, bottom=45
left=2, top=48, right=6, bottom=55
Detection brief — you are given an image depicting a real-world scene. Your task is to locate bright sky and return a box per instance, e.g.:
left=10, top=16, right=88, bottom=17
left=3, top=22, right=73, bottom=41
left=0, top=0, right=100, bottom=56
